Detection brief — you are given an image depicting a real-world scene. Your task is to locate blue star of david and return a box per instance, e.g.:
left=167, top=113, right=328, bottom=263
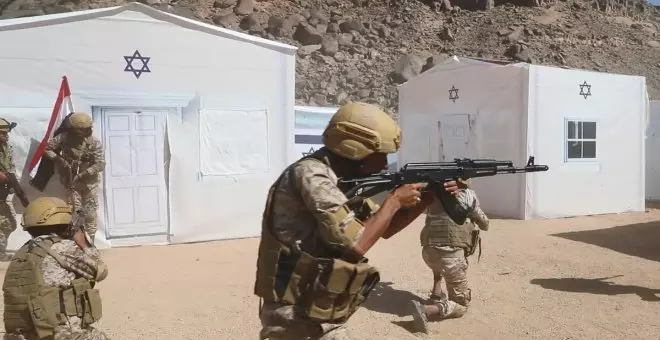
left=124, top=50, right=151, bottom=79
left=449, top=85, right=459, bottom=103
left=302, top=147, right=316, bottom=157
left=579, top=81, right=591, bottom=99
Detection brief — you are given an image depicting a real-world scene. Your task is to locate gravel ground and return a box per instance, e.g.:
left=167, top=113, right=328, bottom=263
left=1, top=207, right=660, bottom=339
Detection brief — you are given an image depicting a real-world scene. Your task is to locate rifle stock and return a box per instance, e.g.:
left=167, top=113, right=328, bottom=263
left=337, top=156, right=549, bottom=224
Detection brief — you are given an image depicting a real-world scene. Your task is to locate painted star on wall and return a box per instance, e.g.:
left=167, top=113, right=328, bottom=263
left=579, top=81, right=592, bottom=99
left=302, top=147, right=316, bottom=157
left=449, top=85, right=459, bottom=103
left=124, top=50, right=151, bottom=79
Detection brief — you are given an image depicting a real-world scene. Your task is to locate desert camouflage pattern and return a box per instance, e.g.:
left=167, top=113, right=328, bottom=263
left=3, top=235, right=110, bottom=340
left=268, top=154, right=362, bottom=255
left=422, top=246, right=471, bottom=317
left=45, top=134, right=105, bottom=242
left=0, top=145, right=17, bottom=258
left=0, top=202, right=17, bottom=257
left=259, top=151, right=360, bottom=339
left=259, top=303, right=354, bottom=340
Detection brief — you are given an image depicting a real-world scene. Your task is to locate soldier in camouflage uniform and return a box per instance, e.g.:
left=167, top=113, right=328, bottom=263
left=43, top=112, right=105, bottom=245
left=254, top=102, right=462, bottom=340
left=3, top=196, right=110, bottom=340
left=409, top=185, right=490, bottom=333
left=0, top=118, right=29, bottom=261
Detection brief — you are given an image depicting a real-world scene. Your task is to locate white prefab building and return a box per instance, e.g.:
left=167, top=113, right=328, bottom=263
left=397, top=56, right=649, bottom=220
left=0, top=2, right=297, bottom=249
left=646, top=100, right=660, bottom=200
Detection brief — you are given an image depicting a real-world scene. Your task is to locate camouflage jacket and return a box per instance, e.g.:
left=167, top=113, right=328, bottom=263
left=0, top=143, right=16, bottom=174
left=44, top=134, right=105, bottom=184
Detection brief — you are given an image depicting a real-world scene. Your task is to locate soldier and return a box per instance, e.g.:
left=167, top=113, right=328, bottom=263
left=43, top=112, right=105, bottom=244
left=254, top=102, right=461, bottom=340
left=409, top=184, right=491, bottom=333
left=0, top=118, right=30, bottom=262
left=2, top=196, right=109, bottom=340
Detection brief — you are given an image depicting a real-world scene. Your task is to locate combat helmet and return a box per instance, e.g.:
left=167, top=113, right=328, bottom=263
left=322, top=102, right=401, bottom=161
left=67, top=112, right=93, bottom=129
left=0, top=118, right=17, bottom=132
left=22, top=197, right=73, bottom=230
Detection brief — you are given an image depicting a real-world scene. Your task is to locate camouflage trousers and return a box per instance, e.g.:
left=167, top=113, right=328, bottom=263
left=67, top=183, right=100, bottom=244
left=259, top=302, right=353, bottom=340
left=3, top=325, right=110, bottom=340
left=421, top=246, right=471, bottom=317
left=0, top=201, right=17, bottom=255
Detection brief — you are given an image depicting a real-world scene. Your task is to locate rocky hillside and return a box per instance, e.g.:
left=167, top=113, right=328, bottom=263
left=2, top=0, right=659, bottom=113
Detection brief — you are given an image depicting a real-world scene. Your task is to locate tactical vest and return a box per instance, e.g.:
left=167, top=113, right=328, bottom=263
left=3, top=236, right=103, bottom=339
left=421, top=201, right=474, bottom=249
left=254, top=158, right=380, bottom=324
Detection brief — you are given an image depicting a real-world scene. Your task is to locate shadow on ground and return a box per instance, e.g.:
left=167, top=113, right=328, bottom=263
left=530, top=275, right=660, bottom=302
left=551, top=221, right=660, bottom=262
left=362, top=281, right=422, bottom=317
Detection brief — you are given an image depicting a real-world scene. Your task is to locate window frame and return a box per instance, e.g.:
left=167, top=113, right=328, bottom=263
left=564, top=118, right=598, bottom=163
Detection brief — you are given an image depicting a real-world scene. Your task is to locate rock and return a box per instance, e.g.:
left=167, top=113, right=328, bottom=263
left=391, top=54, right=424, bottom=84
left=338, top=33, right=354, bottom=46
left=298, top=45, right=322, bottom=56
left=293, top=23, right=324, bottom=45
left=327, top=22, right=342, bottom=33
left=213, top=0, right=236, bottom=8
left=43, top=4, right=74, bottom=14
left=308, top=8, right=329, bottom=26
left=340, top=19, right=366, bottom=34
left=239, top=14, right=261, bottom=32
left=234, top=0, right=254, bottom=16
left=421, top=54, right=449, bottom=72
left=267, top=16, right=285, bottom=36
left=212, top=12, right=238, bottom=27
left=321, top=36, right=340, bottom=56
left=138, top=0, right=161, bottom=6
left=439, top=27, right=455, bottom=41
left=647, top=41, right=660, bottom=48
left=507, top=28, right=524, bottom=42
left=0, top=9, right=44, bottom=19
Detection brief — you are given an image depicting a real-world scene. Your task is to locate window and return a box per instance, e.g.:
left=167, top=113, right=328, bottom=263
left=565, top=119, right=596, bottom=160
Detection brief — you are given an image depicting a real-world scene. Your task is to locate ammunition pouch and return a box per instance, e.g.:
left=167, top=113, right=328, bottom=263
left=271, top=247, right=380, bottom=324
left=27, top=278, right=102, bottom=339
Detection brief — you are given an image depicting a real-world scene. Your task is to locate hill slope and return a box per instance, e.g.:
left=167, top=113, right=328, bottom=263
left=2, top=0, right=658, bottom=112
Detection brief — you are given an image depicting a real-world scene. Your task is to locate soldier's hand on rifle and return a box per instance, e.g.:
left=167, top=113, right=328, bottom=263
left=442, top=180, right=462, bottom=195
left=391, top=183, right=427, bottom=209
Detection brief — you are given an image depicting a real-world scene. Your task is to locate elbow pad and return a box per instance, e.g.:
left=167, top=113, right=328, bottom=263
left=317, top=204, right=365, bottom=249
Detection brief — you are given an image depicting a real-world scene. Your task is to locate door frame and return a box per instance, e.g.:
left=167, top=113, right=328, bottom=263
left=437, top=113, right=472, bottom=161
left=92, top=106, right=173, bottom=241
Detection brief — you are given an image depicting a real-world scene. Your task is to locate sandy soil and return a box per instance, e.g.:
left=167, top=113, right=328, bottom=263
left=1, top=207, right=660, bottom=340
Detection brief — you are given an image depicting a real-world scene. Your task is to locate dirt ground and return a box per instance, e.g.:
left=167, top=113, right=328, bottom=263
left=1, top=207, right=660, bottom=340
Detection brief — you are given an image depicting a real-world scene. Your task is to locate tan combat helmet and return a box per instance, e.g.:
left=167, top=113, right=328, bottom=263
left=0, top=118, right=17, bottom=132
left=68, top=112, right=93, bottom=129
left=322, top=102, right=401, bottom=161
left=22, top=197, right=73, bottom=230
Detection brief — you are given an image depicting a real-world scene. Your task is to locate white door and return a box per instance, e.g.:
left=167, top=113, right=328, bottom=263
left=438, top=114, right=471, bottom=161
left=102, top=108, right=168, bottom=238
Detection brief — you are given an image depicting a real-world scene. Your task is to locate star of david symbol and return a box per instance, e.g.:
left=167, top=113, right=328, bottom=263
left=302, top=147, right=316, bottom=157
left=123, top=50, right=151, bottom=79
left=579, top=81, right=591, bottom=99
left=449, top=85, right=459, bottom=103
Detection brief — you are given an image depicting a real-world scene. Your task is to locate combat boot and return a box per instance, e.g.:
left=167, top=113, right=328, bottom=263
left=443, top=303, right=467, bottom=319
left=409, top=300, right=429, bottom=334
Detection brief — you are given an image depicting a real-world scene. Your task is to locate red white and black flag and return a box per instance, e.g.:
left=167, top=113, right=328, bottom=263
left=28, top=76, right=75, bottom=191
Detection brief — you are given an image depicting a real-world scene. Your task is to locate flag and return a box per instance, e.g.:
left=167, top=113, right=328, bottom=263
left=27, top=76, right=74, bottom=173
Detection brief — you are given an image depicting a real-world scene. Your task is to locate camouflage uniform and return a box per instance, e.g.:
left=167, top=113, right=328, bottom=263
left=44, top=134, right=105, bottom=242
left=418, top=188, right=489, bottom=318
left=3, top=235, right=110, bottom=340
left=258, top=151, right=364, bottom=340
left=0, top=144, right=18, bottom=260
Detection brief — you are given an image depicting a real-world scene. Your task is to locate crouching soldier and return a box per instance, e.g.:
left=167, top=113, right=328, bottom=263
left=2, top=197, right=110, bottom=340
left=409, top=183, right=490, bottom=334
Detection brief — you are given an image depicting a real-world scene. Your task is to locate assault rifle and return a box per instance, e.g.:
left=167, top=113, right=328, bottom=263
left=337, top=156, right=549, bottom=225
